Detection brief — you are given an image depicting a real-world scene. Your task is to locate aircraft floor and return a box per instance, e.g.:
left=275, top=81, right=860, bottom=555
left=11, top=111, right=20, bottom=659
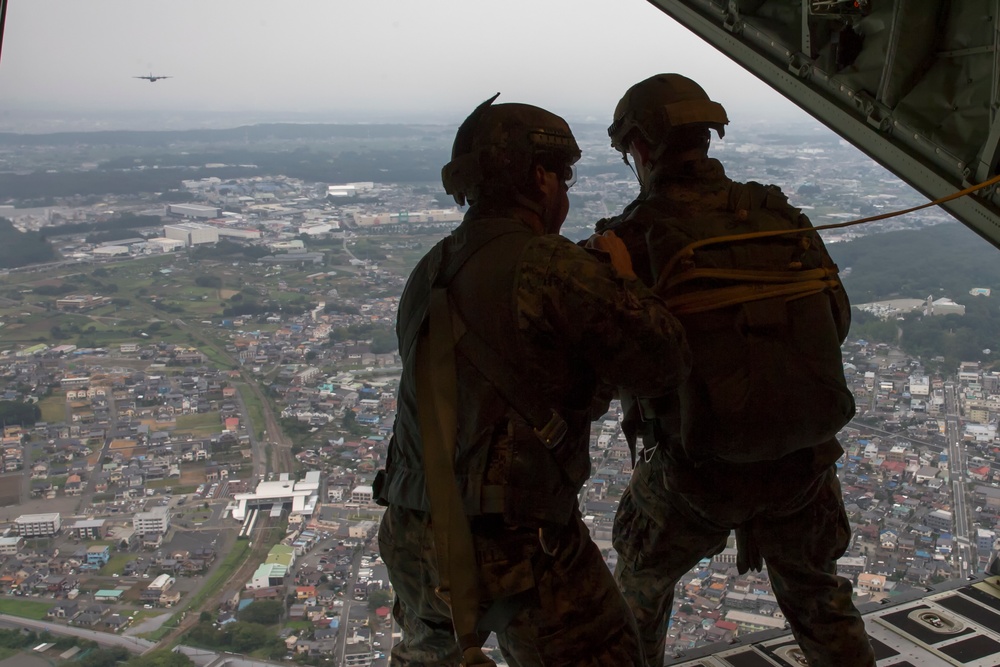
left=665, top=576, right=1000, bottom=666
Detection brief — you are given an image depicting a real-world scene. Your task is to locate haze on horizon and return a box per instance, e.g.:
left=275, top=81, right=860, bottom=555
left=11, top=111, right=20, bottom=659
left=0, top=0, right=809, bottom=131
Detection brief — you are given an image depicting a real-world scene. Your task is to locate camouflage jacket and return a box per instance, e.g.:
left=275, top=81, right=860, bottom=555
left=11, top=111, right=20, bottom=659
left=381, top=209, right=689, bottom=526
left=597, top=158, right=846, bottom=484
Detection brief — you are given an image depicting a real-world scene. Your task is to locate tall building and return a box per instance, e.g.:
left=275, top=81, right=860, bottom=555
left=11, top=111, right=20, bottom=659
left=14, top=513, right=61, bottom=537
left=133, top=506, right=171, bottom=535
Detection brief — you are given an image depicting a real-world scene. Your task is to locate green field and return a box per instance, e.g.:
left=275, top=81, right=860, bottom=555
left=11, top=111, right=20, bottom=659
left=0, top=598, right=52, bottom=620
left=102, top=552, right=133, bottom=576
left=38, top=395, right=66, bottom=423
left=200, top=344, right=233, bottom=369
left=175, top=411, right=222, bottom=436
left=238, top=384, right=266, bottom=441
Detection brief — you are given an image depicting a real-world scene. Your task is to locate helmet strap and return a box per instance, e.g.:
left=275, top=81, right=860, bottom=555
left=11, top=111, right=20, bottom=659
left=621, top=152, right=647, bottom=196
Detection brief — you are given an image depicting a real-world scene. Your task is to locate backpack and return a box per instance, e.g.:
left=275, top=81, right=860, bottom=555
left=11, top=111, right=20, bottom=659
left=645, top=180, right=855, bottom=463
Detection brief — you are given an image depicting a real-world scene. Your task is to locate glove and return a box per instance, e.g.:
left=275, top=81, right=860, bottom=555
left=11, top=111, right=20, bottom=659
left=585, top=231, right=637, bottom=281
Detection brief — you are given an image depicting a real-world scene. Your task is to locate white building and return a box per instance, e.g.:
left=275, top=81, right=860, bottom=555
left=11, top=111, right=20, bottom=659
left=298, top=223, right=336, bottom=235
left=908, top=375, right=930, bottom=397
left=133, top=506, right=171, bottom=535
left=147, top=574, right=175, bottom=592
left=246, top=562, right=287, bottom=589
left=930, top=297, right=965, bottom=316
left=354, top=208, right=463, bottom=227
left=14, top=513, right=61, bottom=537
left=166, top=203, right=222, bottom=219
left=327, top=182, right=374, bottom=198
left=351, top=485, right=374, bottom=504
left=0, top=536, right=23, bottom=554
left=92, top=245, right=129, bottom=257
left=216, top=227, right=261, bottom=240
left=163, top=222, right=219, bottom=246
left=146, top=237, right=187, bottom=253
left=965, top=423, right=997, bottom=443
left=231, top=473, right=320, bottom=522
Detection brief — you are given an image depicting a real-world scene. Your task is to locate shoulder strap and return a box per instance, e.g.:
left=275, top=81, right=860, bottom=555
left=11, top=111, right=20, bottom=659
left=413, top=219, right=531, bottom=666
left=418, top=287, right=494, bottom=665
left=451, top=310, right=567, bottom=448
left=438, top=221, right=567, bottom=447
left=399, top=220, right=527, bottom=366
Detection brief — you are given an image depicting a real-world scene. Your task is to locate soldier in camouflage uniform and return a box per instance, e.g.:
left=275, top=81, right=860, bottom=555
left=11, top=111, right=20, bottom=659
left=375, top=96, right=690, bottom=666
left=602, top=74, right=875, bottom=667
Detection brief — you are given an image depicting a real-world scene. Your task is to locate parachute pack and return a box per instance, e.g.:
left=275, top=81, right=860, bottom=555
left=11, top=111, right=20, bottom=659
left=647, top=180, right=856, bottom=463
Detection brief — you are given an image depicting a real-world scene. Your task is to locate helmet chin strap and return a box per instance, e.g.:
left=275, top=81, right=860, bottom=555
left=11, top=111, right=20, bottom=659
left=622, top=153, right=648, bottom=196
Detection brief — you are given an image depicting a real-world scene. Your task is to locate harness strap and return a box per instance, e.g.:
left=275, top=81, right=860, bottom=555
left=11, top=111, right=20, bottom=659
left=664, top=266, right=836, bottom=291
left=664, top=278, right=840, bottom=315
left=451, top=310, right=568, bottom=449
left=418, top=287, right=495, bottom=666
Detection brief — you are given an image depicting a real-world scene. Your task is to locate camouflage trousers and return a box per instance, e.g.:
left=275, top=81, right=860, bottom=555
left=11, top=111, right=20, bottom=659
left=613, top=459, right=875, bottom=667
left=379, top=504, right=644, bottom=667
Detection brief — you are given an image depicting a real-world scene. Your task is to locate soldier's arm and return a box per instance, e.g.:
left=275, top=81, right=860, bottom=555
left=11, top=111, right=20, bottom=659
left=518, top=237, right=690, bottom=398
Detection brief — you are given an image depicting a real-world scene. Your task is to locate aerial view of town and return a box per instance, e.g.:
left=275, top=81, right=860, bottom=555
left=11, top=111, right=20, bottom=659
left=0, top=112, right=998, bottom=667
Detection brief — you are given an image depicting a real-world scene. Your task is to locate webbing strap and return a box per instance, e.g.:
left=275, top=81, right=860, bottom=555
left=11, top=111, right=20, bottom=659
left=656, top=226, right=823, bottom=292
left=664, top=279, right=838, bottom=315
left=663, top=265, right=835, bottom=292
left=657, top=170, right=1000, bottom=286
left=417, top=287, right=495, bottom=665
left=451, top=308, right=567, bottom=448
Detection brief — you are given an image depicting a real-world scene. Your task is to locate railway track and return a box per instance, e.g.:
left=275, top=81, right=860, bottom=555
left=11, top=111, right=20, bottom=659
left=153, top=515, right=277, bottom=650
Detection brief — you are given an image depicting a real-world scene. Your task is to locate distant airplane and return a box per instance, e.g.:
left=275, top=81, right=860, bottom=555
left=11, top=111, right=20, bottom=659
left=133, top=73, right=171, bottom=82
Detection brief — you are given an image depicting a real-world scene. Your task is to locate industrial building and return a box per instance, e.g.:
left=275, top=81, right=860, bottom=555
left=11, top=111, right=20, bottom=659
left=163, top=222, right=219, bottom=246
left=91, top=245, right=130, bottom=258
left=166, top=203, right=222, bottom=219
left=327, top=182, right=374, bottom=198
left=55, top=295, right=111, bottom=311
left=216, top=227, right=262, bottom=240
left=353, top=208, right=462, bottom=227
left=145, top=237, right=187, bottom=253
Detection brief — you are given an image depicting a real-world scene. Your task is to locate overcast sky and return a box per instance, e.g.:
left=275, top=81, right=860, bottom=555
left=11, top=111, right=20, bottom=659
left=0, top=0, right=807, bottom=127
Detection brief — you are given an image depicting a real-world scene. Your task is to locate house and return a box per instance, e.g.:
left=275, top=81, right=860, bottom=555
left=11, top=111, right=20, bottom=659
left=72, top=605, right=109, bottom=626
left=105, top=614, right=129, bottom=632
left=47, top=600, right=80, bottom=619
left=70, top=519, right=108, bottom=540
left=86, top=545, right=110, bottom=566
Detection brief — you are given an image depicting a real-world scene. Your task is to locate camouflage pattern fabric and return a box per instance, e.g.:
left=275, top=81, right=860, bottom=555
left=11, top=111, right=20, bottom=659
left=605, top=158, right=874, bottom=667
left=382, top=214, right=690, bottom=519
left=380, top=504, right=644, bottom=667
left=380, top=212, right=691, bottom=665
left=614, top=462, right=873, bottom=666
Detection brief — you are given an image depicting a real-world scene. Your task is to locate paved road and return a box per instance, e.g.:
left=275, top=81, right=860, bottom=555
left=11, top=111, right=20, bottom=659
left=124, top=611, right=172, bottom=637
left=944, top=382, right=974, bottom=576
left=175, top=645, right=286, bottom=667
left=0, top=614, right=154, bottom=653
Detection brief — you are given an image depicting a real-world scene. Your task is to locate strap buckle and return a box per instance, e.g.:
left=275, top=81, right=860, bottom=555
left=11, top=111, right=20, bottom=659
left=534, top=409, right=568, bottom=449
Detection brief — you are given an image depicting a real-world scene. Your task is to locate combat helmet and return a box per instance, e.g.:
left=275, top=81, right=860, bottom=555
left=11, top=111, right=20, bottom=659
left=608, top=73, right=729, bottom=159
left=442, top=94, right=581, bottom=207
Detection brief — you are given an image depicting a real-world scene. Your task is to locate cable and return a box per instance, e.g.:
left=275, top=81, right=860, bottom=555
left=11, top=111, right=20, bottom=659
left=658, top=172, right=1000, bottom=283
left=0, top=0, right=7, bottom=66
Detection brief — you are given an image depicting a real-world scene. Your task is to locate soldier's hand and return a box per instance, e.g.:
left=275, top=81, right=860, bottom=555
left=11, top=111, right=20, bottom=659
left=586, top=231, right=637, bottom=281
